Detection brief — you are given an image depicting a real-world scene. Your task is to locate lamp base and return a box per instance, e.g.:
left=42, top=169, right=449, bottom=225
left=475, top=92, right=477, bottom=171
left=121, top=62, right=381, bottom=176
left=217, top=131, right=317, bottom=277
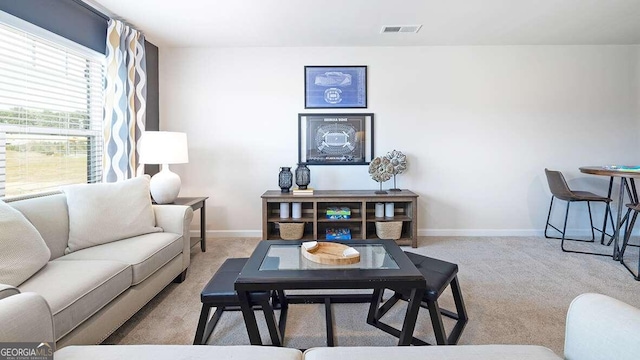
left=150, top=166, right=181, bottom=204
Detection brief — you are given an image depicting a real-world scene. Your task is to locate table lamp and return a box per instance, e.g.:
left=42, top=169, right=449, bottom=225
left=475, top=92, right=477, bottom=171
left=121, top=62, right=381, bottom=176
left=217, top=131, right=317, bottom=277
left=139, top=131, right=189, bottom=204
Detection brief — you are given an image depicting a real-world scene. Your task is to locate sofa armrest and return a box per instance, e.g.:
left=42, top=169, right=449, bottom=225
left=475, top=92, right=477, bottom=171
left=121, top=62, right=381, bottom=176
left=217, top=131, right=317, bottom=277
left=0, top=292, right=55, bottom=343
left=565, top=293, right=640, bottom=360
left=0, top=284, right=20, bottom=300
left=153, top=205, right=194, bottom=235
left=153, top=205, right=194, bottom=271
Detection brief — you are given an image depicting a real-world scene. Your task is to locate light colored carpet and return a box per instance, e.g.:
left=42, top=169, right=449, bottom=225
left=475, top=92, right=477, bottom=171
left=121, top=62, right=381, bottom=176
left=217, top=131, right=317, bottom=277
left=104, top=236, right=640, bottom=356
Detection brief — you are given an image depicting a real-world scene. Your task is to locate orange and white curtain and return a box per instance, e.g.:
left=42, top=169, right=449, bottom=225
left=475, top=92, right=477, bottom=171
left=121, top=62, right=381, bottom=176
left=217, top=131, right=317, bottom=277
left=103, top=19, right=147, bottom=182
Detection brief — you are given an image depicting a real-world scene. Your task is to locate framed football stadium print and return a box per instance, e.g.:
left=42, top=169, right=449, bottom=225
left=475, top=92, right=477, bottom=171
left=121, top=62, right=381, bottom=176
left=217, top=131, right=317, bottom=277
left=304, top=66, right=367, bottom=108
left=298, top=113, right=374, bottom=165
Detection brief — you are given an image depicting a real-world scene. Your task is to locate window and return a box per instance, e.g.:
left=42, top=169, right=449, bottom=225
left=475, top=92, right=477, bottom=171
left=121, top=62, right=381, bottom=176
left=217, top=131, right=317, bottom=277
left=0, top=13, right=104, bottom=198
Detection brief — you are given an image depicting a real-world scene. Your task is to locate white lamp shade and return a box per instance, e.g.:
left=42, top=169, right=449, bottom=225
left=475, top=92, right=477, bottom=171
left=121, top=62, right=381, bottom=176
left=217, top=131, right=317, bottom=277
left=139, top=131, right=189, bottom=165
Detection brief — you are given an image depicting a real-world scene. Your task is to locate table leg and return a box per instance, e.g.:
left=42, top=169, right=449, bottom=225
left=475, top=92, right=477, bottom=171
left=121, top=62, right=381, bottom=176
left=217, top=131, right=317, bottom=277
left=630, top=178, right=638, bottom=204
left=258, top=296, right=282, bottom=346
left=398, top=287, right=424, bottom=346
left=325, top=297, right=334, bottom=347
left=618, top=178, right=639, bottom=263
left=613, top=179, right=627, bottom=260
left=602, top=177, right=614, bottom=244
left=200, top=201, right=207, bottom=252
left=366, top=289, right=384, bottom=325
left=237, top=290, right=262, bottom=345
left=276, top=290, right=288, bottom=337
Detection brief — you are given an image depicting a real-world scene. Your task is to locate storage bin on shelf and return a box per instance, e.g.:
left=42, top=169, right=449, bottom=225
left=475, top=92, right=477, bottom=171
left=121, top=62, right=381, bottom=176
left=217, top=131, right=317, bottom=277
left=278, top=222, right=305, bottom=240
left=326, top=227, right=351, bottom=240
left=326, top=206, right=351, bottom=219
left=375, top=221, right=402, bottom=240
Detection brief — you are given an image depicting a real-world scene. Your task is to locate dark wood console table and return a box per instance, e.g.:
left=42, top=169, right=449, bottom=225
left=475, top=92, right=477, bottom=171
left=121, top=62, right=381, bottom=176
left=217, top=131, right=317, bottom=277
left=261, top=190, right=418, bottom=248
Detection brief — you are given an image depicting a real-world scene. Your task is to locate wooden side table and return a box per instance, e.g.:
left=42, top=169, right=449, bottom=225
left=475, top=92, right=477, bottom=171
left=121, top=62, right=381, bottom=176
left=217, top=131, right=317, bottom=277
left=168, top=197, right=208, bottom=252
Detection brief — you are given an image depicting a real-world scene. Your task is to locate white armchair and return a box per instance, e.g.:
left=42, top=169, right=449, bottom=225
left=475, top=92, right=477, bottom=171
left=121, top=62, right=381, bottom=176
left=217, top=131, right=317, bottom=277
left=564, top=293, right=640, bottom=360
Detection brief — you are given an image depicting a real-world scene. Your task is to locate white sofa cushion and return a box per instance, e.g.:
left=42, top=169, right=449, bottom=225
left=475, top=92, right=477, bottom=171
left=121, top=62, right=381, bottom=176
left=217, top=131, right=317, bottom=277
left=59, top=232, right=182, bottom=285
left=303, top=345, right=561, bottom=360
left=55, top=345, right=303, bottom=360
left=0, top=200, right=51, bottom=286
left=62, top=176, right=162, bottom=254
left=8, top=193, right=70, bottom=260
left=19, top=259, right=132, bottom=340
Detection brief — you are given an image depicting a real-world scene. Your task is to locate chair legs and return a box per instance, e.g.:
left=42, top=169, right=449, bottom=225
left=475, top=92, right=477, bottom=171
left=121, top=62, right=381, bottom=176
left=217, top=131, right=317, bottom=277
left=368, top=277, right=468, bottom=346
left=545, top=196, right=614, bottom=257
left=193, top=292, right=285, bottom=345
left=193, top=304, right=218, bottom=345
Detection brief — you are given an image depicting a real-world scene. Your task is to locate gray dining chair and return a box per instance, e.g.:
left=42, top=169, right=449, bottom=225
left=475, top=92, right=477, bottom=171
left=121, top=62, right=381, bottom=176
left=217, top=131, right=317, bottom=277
left=544, top=168, right=614, bottom=256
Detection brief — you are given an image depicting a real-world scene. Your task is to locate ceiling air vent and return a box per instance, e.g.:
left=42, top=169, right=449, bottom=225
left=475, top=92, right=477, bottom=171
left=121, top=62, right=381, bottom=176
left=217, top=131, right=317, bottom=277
left=381, top=25, right=422, bottom=34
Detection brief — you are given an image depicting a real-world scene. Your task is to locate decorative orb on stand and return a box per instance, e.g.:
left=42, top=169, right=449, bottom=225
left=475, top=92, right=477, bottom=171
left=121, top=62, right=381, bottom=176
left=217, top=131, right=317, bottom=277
left=385, top=150, right=407, bottom=192
left=368, top=156, right=393, bottom=194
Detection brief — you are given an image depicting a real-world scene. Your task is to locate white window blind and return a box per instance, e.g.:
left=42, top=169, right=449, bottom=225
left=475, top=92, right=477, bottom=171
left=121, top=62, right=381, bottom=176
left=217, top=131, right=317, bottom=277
left=0, top=14, right=105, bottom=198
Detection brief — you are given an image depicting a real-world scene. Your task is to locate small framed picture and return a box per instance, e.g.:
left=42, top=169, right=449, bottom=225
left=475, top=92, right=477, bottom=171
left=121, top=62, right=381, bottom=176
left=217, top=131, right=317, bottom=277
left=298, top=113, right=374, bottom=165
left=304, top=66, right=367, bottom=108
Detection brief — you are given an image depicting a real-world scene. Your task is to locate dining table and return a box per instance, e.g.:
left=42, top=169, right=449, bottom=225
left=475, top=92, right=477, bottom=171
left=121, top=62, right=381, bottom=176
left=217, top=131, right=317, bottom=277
left=579, top=166, right=640, bottom=260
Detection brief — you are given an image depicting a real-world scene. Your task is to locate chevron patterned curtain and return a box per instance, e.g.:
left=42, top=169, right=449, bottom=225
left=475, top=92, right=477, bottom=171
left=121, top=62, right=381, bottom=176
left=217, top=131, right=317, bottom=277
left=103, top=19, right=147, bottom=182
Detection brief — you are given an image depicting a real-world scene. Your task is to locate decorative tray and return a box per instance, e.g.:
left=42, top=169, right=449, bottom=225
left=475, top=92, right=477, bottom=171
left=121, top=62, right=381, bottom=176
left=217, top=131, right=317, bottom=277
left=300, top=241, right=360, bottom=265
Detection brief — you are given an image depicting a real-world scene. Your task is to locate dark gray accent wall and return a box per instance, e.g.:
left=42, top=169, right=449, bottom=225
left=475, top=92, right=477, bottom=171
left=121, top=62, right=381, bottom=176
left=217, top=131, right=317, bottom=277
left=144, top=41, right=160, bottom=176
left=0, top=0, right=107, bottom=54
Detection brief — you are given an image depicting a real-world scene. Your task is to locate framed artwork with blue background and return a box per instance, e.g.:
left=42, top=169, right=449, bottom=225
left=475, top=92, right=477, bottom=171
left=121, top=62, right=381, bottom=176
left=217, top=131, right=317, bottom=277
left=304, top=66, right=367, bottom=108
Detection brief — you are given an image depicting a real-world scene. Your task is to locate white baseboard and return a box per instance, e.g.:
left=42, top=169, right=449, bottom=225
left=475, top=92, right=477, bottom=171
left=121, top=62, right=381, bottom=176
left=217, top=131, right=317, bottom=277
left=194, top=230, right=262, bottom=238
left=418, top=229, right=545, bottom=237
left=192, top=228, right=600, bottom=238
left=421, top=229, right=607, bottom=237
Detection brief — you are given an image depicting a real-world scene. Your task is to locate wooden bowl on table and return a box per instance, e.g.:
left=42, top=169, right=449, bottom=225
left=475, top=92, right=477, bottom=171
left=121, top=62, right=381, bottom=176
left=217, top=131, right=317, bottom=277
left=301, top=241, right=360, bottom=265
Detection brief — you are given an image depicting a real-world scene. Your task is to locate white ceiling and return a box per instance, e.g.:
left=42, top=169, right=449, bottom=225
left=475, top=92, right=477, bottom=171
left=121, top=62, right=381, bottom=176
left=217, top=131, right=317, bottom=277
left=88, top=0, right=640, bottom=48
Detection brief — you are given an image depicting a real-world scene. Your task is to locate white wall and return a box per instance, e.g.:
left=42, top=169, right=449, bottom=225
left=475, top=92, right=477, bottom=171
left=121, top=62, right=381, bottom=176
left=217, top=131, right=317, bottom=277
left=159, top=45, right=639, bottom=237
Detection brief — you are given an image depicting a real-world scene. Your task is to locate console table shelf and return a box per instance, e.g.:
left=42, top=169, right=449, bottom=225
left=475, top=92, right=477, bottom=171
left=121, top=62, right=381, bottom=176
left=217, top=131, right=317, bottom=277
left=261, top=190, right=418, bottom=248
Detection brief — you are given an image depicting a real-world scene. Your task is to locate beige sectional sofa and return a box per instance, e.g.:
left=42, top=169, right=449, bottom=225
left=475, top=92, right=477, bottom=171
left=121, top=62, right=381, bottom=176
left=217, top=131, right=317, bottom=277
left=1, top=292, right=638, bottom=360
left=1, top=190, right=193, bottom=348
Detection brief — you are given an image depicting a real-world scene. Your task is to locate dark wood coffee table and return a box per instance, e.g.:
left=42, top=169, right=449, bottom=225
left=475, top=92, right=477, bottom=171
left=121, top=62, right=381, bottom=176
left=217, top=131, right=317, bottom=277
left=234, top=239, right=426, bottom=346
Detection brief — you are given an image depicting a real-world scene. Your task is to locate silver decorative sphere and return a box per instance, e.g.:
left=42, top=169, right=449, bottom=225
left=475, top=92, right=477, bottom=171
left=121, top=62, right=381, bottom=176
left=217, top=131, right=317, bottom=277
left=385, top=150, right=407, bottom=175
left=368, top=156, right=392, bottom=183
